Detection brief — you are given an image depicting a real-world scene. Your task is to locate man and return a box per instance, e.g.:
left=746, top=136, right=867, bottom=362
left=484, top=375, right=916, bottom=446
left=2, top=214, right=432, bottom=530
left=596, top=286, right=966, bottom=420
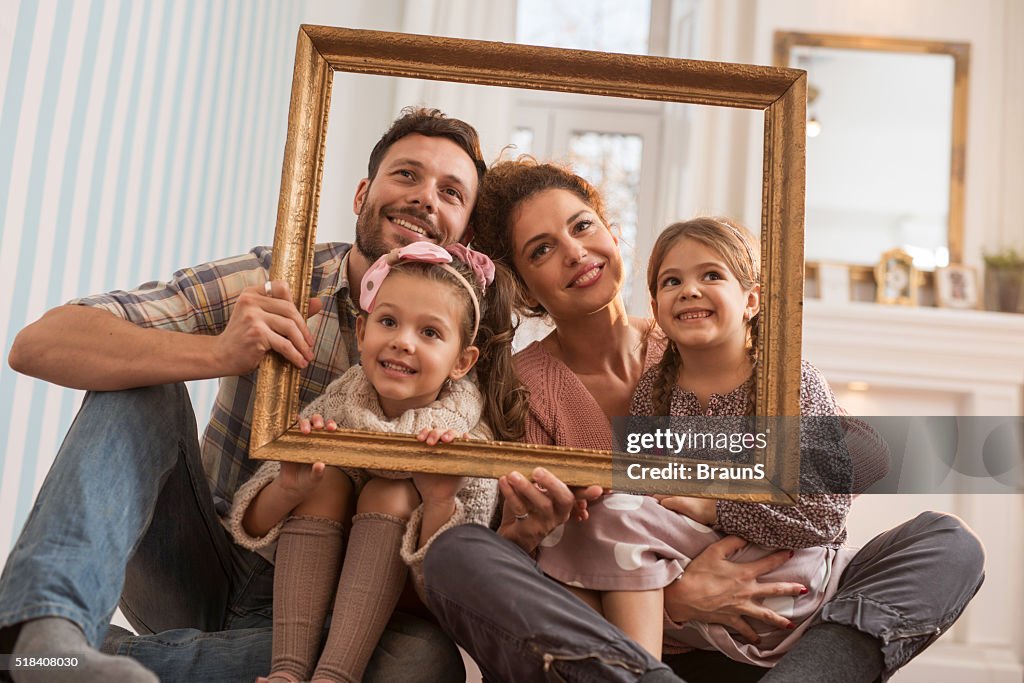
left=0, top=107, right=485, bottom=683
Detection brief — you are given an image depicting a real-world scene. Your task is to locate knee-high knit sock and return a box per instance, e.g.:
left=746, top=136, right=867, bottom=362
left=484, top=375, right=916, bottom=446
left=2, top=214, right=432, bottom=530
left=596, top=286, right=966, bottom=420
left=269, top=516, right=345, bottom=681
left=759, top=622, right=884, bottom=683
left=312, top=512, right=407, bottom=683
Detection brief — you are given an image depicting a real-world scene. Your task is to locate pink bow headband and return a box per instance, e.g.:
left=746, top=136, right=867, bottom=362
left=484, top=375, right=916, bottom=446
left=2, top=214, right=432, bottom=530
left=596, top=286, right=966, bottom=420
left=360, top=242, right=496, bottom=342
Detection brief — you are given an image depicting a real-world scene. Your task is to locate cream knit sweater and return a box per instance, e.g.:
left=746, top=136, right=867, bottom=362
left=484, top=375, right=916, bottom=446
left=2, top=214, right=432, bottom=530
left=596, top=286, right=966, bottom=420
left=227, top=365, right=498, bottom=598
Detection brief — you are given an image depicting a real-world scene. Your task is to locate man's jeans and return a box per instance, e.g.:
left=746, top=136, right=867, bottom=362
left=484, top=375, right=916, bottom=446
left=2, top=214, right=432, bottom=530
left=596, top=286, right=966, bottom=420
left=425, top=514, right=984, bottom=683
left=424, top=526, right=673, bottom=683
left=0, top=384, right=464, bottom=682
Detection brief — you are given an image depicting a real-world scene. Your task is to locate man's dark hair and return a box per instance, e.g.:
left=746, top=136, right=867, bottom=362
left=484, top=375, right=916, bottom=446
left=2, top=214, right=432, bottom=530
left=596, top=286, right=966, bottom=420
left=366, top=107, right=487, bottom=183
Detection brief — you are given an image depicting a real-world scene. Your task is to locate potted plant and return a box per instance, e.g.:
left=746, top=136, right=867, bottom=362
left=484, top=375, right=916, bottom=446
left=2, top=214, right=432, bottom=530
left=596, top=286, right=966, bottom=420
left=983, top=247, right=1024, bottom=313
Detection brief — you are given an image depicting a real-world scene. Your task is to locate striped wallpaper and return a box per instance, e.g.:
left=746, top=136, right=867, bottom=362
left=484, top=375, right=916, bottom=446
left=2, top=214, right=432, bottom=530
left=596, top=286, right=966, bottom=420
left=0, top=0, right=401, bottom=558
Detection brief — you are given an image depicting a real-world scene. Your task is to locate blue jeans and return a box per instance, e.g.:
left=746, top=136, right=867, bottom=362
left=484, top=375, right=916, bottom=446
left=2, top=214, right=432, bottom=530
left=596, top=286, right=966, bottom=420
left=0, top=384, right=464, bottom=682
left=425, top=514, right=984, bottom=683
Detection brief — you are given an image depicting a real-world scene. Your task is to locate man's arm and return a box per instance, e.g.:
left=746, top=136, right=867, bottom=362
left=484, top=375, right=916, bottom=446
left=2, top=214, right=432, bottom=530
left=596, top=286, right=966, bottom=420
left=9, top=282, right=318, bottom=391
left=10, top=305, right=223, bottom=390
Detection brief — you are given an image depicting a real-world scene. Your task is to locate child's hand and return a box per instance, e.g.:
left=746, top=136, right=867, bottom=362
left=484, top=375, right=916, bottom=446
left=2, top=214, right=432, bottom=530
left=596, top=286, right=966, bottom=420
left=275, top=460, right=327, bottom=499
left=655, top=495, right=718, bottom=525
left=298, top=413, right=337, bottom=434
left=413, top=472, right=468, bottom=505
left=416, top=427, right=467, bottom=445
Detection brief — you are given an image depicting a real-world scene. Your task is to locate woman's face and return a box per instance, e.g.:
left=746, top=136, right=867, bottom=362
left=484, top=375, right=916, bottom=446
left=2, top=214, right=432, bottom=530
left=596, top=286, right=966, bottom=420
left=509, top=188, right=623, bottom=320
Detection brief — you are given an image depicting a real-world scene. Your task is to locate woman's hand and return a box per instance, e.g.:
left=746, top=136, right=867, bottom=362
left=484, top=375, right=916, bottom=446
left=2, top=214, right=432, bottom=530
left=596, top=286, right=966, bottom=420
left=496, top=468, right=603, bottom=554
left=654, top=495, right=717, bottom=525
left=665, top=536, right=806, bottom=644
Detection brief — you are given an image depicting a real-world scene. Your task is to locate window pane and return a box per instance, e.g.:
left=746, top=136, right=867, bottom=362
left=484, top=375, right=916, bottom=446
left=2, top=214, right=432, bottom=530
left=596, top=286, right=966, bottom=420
left=516, top=0, right=651, bottom=55
left=511, top=127, right=534, bottom=156
left=568, top=132, right=644, bottom=307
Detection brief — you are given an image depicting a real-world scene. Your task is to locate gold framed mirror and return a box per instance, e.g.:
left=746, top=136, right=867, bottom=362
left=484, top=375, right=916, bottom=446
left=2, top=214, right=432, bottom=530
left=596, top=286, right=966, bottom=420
left=774, top=31, right=969, bottom=270
left=248, top=25, right=808, bottom=502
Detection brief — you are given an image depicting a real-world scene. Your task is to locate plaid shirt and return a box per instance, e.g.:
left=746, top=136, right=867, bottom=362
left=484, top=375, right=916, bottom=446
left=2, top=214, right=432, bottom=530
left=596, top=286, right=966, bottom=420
left=70, top=243, right=360, bottom=516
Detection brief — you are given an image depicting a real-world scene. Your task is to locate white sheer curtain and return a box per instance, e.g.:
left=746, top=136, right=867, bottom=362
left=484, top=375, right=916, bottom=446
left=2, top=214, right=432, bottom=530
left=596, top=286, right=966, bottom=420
left=394, top=0, right=518, bottom=164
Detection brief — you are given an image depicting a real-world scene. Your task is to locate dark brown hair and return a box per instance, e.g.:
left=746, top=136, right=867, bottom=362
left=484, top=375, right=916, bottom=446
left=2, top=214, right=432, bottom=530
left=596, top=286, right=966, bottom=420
left=382, top=258, right=528, bottom=441
left=470, top=157, right=611, bottom=317
left=367, top=107, right=487, bottom=184
left=646, top=217, right=761, bottom=415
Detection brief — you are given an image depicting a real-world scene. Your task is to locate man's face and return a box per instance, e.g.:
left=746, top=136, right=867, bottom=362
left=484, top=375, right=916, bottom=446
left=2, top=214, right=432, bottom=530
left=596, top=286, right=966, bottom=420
left=353, top=134, right=479, bottom=260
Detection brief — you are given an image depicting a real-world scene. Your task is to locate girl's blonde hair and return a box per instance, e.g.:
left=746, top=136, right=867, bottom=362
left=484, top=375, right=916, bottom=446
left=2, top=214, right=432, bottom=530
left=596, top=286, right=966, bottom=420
left=382, top=257, right=529, bottom=441
left=645, top=217, right=761, bottom=415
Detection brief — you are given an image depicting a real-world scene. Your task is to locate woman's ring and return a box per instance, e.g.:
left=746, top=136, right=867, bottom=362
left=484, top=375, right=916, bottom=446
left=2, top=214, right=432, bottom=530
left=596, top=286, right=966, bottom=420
left=514, top=512, right=529, bottom=521
left=264, top=281, right=273, bottom=296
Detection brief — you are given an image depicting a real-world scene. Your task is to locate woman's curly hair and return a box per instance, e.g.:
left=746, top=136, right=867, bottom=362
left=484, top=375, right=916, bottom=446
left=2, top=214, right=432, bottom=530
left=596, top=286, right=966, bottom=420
left=470, top=157, right=612, bottom=318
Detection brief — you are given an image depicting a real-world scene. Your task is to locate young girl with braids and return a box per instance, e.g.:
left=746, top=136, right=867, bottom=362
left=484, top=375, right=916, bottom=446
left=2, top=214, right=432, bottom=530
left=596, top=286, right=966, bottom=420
left=225, top=242, right=525, bottom=683
left=536, top=217, right=857, bottom=667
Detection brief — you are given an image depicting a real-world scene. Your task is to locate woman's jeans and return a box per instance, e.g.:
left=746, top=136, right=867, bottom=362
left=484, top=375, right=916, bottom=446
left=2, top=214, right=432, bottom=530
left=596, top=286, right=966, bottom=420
left=424, top=514, right=984, bottom=683
left=0, top=384, right=464, bottom=682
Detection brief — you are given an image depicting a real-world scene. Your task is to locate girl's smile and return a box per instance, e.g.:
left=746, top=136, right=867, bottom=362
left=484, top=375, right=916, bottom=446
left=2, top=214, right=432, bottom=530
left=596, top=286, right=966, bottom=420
left=378, top=358, right=417, bottom=376
left=653, top=238, right=758, bottom=353
left=673, top=308, right=714, bottom=322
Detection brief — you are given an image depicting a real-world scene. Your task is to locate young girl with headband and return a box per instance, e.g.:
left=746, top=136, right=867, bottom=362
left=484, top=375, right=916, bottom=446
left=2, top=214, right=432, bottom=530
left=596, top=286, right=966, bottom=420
left=226, top=241, right=525, bottom=683
left=537, top=217, right=858, bottom=667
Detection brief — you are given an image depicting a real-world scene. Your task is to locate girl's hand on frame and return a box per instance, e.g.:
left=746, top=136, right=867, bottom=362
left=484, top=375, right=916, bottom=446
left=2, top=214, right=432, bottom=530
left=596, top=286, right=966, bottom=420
left=416, top=426, right=467, bottom=446
left=654, top=495, right=718, bottom=525
left=664, top=535, right=805, bottom=644
left=298, top=413, right=337, bottom=434
left=413, top=428, right=470, bottom=504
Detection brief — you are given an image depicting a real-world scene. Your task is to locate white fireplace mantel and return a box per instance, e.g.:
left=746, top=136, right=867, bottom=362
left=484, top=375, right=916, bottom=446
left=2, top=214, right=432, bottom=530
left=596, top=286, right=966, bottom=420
left=802, top=299, right=1024, bottom=682
left=803, top=300, right=1024, bottom=415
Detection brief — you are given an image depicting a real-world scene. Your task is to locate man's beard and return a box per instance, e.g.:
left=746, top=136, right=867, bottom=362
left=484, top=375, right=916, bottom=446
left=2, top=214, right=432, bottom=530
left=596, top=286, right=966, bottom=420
left=354, top=203, right=391, bottom=262
left=355, top=196, right=438, bottom=261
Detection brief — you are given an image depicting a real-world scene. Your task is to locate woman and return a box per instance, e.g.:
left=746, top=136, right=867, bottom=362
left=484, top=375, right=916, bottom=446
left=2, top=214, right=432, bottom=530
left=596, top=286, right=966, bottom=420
left=417, top=159, right=984, bottom=683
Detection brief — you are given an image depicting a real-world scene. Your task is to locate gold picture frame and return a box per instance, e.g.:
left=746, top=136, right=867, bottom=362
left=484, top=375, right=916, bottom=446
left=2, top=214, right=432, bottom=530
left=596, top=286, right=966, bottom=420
left=875, top=248, right=918, bottom=306
left=936, top=264, right=980, bottom=309
left=249, top=25, right=807, bottom=503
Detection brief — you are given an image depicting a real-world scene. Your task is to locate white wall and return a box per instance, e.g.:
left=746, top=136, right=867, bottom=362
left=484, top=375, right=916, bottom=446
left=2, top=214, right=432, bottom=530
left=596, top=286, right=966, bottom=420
left=0, top=0, right=405, bottom=554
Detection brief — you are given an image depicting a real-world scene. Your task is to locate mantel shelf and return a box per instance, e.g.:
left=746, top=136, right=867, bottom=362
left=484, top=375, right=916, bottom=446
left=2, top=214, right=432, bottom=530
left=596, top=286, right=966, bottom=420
left=802, top=300, right=1024, bottom=415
